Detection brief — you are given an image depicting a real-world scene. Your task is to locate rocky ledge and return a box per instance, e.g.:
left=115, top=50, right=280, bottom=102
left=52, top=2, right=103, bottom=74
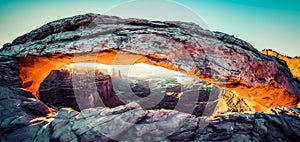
left=1, top=95, right=300, bottom=141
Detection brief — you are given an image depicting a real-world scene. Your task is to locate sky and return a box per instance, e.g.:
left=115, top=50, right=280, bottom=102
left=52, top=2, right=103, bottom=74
left=0, top=0, right=299, bottom=57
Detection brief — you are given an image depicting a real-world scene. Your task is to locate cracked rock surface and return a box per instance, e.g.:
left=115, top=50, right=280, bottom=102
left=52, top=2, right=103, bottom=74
left=2, top=93, right=300, bottom=141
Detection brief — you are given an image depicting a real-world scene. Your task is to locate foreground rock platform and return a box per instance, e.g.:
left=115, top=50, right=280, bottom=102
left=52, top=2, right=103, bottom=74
left=1, top=95, right=300, bottom=141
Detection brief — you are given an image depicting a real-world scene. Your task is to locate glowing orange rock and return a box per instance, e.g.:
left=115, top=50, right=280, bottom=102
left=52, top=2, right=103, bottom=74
left=0, top=13, right=299, bottom=112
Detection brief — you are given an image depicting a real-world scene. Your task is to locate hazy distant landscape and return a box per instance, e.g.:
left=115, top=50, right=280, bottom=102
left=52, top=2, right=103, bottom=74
left=60, top=63, right=204, bottom=110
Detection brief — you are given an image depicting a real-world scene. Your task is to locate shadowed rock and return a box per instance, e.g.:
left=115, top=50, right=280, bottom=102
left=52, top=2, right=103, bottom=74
left=39, top=69, right=125, bottom=111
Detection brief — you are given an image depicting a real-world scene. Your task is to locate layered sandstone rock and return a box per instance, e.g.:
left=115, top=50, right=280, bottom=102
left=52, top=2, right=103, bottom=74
left=1, top=13, right=299, bottom=111
left=39, top=69, right=125, bottom=111
left=0, top=14, right=300, bottom=141
left=262, top=49, right=300, bottom=84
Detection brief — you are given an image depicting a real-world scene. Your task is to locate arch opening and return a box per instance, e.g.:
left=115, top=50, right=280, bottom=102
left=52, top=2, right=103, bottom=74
left=17, top=50, right=251, bottom=116
left=38, top=62, right=221, bottom=115
left=18, top=50, right=184, bottom=98
left=17, top=50, right=298, bottom=113
left=36, top=61, right=253, bottom=116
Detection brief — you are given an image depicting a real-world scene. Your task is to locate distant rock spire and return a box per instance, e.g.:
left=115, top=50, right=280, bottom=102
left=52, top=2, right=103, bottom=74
left=118, top=70, right=122, bottom=79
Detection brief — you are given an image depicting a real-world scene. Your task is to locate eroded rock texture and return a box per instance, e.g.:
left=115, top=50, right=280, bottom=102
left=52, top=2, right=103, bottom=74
left=0, top=13, right=299, bottom=111
left=0, top=14, right=300, bottom=141
left=2, top=97, right=300, bottom=141
left=39, top=69, right=125, bottom=111
left=262, top=49, right=300, bottom=84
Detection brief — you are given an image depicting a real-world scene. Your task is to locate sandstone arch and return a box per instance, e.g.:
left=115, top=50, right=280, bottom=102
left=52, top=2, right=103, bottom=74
left=1, top=13, right=300, bottom=112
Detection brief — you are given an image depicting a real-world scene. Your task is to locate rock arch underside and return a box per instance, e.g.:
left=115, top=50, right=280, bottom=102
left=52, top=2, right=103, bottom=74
left=1, top=13, right=300, bottom=141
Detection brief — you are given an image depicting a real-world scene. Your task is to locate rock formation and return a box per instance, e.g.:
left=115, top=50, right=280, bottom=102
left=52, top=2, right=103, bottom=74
left=39, top=69, right=80, bottom=111
left=0, top=13, right=299, bottom=111
left=262, top=49, right=300, bottom=84
left=1, top=96, right=300, bottom=141
left=0, top=13, right=300, bottom=141
left=39, top=69, right=125, bottom=111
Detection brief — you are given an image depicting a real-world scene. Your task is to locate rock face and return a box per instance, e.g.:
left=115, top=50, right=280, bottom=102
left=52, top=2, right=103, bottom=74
left=0, top=13, right=300, bottom=141
left=39, top=69, right=79, bottom=110
left=151, top=83, right=182, bottom=110
left=262, top=49, right=300, bottom=84
left=39, top=69, right=125, bottom=111
left=149, top=83, right=250, bottom=116
left=130, top=82, right=151, bottom=97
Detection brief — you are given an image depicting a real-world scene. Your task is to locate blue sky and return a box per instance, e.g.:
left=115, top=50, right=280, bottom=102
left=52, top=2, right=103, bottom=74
left=0, top=0, right=299, bottom=56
